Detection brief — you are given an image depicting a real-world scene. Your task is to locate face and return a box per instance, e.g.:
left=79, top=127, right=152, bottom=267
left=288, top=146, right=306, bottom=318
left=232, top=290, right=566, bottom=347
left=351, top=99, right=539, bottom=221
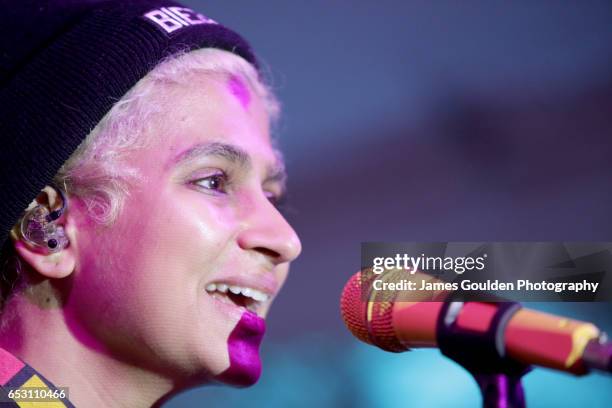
left=64, top=71, right=301, bottom=386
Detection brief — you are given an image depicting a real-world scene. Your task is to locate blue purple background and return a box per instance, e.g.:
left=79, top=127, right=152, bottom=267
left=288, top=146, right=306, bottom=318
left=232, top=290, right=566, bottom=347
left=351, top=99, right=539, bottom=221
left=166, top=2, right=612, bottom=407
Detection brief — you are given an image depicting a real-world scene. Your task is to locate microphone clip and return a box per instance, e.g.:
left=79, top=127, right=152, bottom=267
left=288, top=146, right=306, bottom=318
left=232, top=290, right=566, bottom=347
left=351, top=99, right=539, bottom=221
left=436, top=299, right=531, bottom=408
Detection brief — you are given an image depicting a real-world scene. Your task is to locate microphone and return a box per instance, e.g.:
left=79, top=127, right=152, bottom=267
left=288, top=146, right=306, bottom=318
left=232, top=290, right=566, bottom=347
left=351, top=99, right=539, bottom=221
left=340, top=269, right=612, bottom=375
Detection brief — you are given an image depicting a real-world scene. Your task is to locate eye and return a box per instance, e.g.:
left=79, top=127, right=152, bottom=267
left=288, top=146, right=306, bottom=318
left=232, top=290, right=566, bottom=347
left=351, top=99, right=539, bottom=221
left=193, top=172, right=228, bottom=193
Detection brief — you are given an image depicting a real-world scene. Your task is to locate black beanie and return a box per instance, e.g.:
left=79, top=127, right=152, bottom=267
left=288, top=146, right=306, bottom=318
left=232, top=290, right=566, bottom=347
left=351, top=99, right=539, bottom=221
left=0, top=0, right=259, bottom=247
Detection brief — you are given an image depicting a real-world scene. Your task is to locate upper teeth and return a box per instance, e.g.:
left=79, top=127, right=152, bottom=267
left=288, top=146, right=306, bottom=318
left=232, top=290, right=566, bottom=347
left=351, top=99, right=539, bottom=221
left=205, top=283, right=269, bottom=302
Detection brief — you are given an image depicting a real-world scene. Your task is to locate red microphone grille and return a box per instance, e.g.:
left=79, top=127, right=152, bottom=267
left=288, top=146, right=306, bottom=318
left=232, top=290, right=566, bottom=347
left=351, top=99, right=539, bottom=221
left=340, top=270, right=408, bottom=352
left=340, top=272, right=371, bottom=345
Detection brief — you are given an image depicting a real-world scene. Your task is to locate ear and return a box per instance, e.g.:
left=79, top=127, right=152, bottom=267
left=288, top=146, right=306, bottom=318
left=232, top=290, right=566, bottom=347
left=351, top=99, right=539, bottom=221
left=12, top=186, right=76, bottom=280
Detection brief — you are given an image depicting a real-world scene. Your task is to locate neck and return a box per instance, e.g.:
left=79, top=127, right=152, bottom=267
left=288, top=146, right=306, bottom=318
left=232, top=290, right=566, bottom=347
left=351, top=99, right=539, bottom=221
left=0, top=295, right=183, bottom=408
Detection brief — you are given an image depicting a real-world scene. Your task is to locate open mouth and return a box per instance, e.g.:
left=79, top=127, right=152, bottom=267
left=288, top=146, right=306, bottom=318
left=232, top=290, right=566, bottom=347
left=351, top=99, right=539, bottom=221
left=205, top=283, right=270, bottom=315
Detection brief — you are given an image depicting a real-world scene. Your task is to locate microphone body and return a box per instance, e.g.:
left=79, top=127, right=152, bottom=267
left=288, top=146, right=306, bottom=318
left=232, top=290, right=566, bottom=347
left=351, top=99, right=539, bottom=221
left=341, top=270, right=611, bottom=375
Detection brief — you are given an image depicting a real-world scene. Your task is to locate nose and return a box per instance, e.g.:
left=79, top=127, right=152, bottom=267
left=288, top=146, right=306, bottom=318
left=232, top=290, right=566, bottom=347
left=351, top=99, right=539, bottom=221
left=237, top=193, right=302, bottom=265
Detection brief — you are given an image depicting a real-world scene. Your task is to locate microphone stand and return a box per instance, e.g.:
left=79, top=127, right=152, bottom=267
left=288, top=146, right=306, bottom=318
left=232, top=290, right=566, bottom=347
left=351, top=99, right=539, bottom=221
left=437, top=301, right=531, bottom=408
left=472, top=371, right=528, bottom=408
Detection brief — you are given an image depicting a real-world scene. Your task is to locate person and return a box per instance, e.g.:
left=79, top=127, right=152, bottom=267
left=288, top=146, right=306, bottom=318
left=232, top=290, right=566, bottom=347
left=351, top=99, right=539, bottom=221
left=0, top=1, right=302, bottom=407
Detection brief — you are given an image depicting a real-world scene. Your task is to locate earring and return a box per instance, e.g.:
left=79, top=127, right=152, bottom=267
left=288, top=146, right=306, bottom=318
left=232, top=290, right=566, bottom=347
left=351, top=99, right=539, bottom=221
left=19, top=188, right=69, bottom=253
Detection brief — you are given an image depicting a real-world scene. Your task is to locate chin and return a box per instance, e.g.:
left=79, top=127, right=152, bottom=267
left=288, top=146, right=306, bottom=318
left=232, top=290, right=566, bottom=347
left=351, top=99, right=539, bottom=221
left=215, top=310, right=266, bottom=387
left=216, top=356, right=262, bottom=388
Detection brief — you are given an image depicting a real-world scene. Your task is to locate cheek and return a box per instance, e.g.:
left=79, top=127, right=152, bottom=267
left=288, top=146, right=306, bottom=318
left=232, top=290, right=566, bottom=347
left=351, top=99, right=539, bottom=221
left=67, top=192, right=237, bottom=362
left=109, top=192, right=229, bottom=312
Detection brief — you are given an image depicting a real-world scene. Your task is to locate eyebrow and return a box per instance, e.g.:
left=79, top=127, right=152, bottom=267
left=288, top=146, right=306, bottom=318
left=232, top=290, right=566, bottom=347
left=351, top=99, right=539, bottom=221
left=173, top=141, right=287, bottom=186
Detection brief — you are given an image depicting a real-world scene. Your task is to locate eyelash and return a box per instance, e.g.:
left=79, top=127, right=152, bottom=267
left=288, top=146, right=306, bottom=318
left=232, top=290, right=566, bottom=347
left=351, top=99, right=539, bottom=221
left=193, top=172, right=228, bottom=193
left=192, top=171, right=284, bottom=208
